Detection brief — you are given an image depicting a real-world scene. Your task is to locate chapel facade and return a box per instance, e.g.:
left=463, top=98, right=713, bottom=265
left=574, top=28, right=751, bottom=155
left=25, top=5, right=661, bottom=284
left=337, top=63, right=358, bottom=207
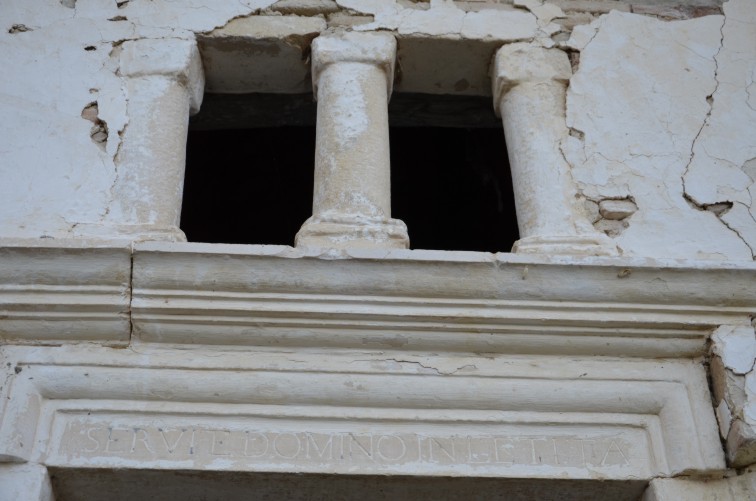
left=1, top=0, right=755, bottom=499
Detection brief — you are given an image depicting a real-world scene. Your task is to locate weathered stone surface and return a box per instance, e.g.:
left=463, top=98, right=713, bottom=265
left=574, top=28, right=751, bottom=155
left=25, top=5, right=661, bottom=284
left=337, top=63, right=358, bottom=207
left=712, top=325, right=756, bottom=375
left=270, top=0, right=340, bottom=16
left=0, top=464, right=53, bottom=501
left=91, top=38, right=205, bottom=241
left=494, top=43, right=617, bottom=255
left=297, top=32, right=409, bottom=250
left=0, top=241, right=131, bottom=345
left=0, top=0, right=278, bottom=241
left=710, top=323, right=756, bottom=467
left=327, top=12, right=375, bottom=27
left=129, top=242, right=756, bottom=357
left=598, top=199, right=638, bottom=220
left=0, top=344, right=725, bottom=477
left=642, top=471, right=756, bottom=501
left=1, top=1, right=755, bottom=497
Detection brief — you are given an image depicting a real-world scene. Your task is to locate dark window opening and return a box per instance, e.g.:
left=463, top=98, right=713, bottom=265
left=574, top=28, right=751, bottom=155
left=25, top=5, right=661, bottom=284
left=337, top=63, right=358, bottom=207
left=181, top=127, right=316, bottom=246
left=183, top=94, right=518, bottom=251
left=391, top=127, right=516, bottom=252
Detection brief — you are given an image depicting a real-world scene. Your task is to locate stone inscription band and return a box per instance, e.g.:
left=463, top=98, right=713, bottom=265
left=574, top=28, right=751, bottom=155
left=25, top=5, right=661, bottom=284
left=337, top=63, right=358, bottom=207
left=59, top=422, right=632, bottom=469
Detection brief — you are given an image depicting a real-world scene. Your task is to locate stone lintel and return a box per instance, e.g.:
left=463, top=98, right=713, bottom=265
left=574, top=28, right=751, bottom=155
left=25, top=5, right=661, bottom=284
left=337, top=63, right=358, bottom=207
left=492, top=42, right=572, bottom=116
left=311, top=31, right=397, bottom=97
left=120, top=38, right=205, bottom=114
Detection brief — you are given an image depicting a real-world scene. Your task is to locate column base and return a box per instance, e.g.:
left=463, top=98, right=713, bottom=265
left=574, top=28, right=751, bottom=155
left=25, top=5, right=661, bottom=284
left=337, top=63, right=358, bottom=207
left=296, top=214, right=409, bottom=250
left=72, top=223, right=187, bottom=243
left=513, top=235, right=618, bottom=256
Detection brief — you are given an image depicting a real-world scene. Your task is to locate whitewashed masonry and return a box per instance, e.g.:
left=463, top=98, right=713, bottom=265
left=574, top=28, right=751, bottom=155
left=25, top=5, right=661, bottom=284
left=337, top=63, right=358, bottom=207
left=1, top=0, right=756, bottom=500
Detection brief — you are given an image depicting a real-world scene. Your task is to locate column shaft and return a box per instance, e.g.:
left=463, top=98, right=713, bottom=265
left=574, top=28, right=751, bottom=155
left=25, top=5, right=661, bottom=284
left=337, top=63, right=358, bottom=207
left=499, top=80, right=575, bottom=238
left=99, top=38, right=204, bottom=242
left=114, top=76, right=192, bottom=236
left=296, top=32, right=409, bottom=250
left=494, top=43, right=616, bottom=255
left=314, top=62, right=392, bottom=219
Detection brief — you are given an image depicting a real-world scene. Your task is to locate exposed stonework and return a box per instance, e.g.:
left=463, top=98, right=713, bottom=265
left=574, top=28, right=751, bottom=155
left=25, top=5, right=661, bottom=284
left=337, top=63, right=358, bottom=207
left=710, top=323, right=756, bottom=467
left=584, top=197, right=638, bottom=237
left=643, top=470, right=756, bottom=501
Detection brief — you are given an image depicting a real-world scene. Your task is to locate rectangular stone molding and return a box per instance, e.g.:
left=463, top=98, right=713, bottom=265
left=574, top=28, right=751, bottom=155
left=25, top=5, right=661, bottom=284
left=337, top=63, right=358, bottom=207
left=130, top=242, right=756, bottom=358
left=77, top=38, right=205, bottom=242
left=296, top=32, right=409, bottom=250
left=0, top=346, right=725, bottom=480
left=493, top=43, right=617, bottom=256
left=0, top=242, right=131, bottom=345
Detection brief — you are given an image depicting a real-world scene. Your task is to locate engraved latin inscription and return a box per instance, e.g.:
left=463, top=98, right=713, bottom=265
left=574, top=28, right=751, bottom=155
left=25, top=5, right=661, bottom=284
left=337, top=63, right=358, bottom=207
left=59, top=422, right=632, bottom=469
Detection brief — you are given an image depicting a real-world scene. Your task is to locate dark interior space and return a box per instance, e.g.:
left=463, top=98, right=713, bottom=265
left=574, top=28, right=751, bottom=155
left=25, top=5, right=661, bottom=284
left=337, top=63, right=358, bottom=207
left=50, top=467, right=648, bottom=501
left=390, top=127, right=517, bottom=252
left=190, top=93, right=503, bottom=130
left=181, top=127, right=315, bottom=246
left=182, top=93, right=518, bottom=251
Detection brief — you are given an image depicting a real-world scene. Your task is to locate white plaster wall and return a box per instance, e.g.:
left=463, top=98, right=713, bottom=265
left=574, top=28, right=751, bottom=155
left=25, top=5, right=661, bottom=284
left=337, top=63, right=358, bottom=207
left=565, top=0, right=756, bottom=260
left=0, top=0, right=276, bottom=240
left=1, top=0, right=754, bottom=260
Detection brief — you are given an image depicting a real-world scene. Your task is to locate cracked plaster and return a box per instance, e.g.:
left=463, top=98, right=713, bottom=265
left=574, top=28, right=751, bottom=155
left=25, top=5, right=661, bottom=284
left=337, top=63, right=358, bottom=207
left=682, top=0, right=756, bottom=258
left=564, top=4, right=755, bottom=260
left=1, top=0, right=755, bottom=261
left=710, top=322, right=756, bottom=467
left=0, top=0, right=277, bottom=240
left=335, top=0, right=550, bottom=41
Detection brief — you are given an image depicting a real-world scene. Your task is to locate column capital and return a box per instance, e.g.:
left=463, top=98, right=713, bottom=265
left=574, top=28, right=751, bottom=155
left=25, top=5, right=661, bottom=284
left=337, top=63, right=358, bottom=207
left=120, top=38, right=205, bottom=114
left=311, top=31, right=397, bottom=98
left=492, top=43, right=572, bottom=115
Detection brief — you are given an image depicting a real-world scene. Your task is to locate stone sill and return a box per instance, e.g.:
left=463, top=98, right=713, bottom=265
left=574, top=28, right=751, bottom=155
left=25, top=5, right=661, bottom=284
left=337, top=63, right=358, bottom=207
left=0, top=240, right=754, bottom=356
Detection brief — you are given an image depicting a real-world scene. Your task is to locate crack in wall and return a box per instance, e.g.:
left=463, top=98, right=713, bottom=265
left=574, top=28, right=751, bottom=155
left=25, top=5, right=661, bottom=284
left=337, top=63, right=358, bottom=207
left=350, top=358, right=478, bottom=375
left=102, top=84, right=128, bottom=222
left=720, top=203, right=756, bottom=258
left=677, top=12, right=755, bottom=258
left=680, top=18, right=725, bottom=199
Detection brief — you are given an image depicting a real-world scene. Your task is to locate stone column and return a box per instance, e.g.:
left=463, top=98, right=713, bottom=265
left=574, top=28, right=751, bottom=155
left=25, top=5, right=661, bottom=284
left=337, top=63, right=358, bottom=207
left=103, top=38, right=204, bottom=242
left=493, top=43, right=616, bottom=255
left=296, top=32, right=409, bottom=250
